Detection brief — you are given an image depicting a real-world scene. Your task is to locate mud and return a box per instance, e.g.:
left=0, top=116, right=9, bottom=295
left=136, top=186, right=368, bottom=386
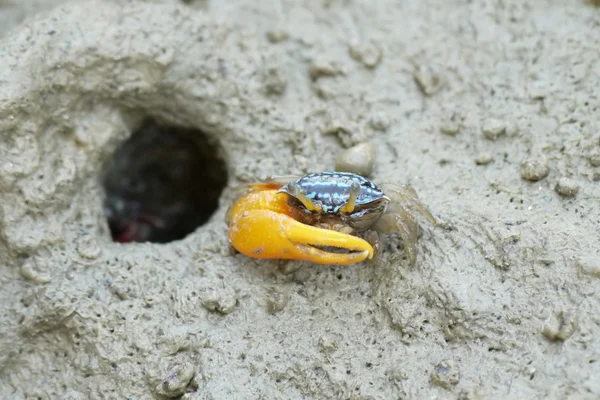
left=1, top=1, right=599, bottom=399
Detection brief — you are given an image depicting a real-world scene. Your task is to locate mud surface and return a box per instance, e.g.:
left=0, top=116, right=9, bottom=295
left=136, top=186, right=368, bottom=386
left=1, top=1, right=599, bottom=399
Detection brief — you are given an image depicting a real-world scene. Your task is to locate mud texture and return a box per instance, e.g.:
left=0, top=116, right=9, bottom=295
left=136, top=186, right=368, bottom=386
left=1, top=1, right=599, bottom=399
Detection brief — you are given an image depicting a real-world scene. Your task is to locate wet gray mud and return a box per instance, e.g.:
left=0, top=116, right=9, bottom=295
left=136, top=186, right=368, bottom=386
left=0, top=1, right=599, bottom=399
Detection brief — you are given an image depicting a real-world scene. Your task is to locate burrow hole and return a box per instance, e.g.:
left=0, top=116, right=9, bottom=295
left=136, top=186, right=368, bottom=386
left=102, top=118, right=228, bottom=243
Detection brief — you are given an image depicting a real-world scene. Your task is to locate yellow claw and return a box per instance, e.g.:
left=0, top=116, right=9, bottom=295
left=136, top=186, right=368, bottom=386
left=227, top=187, right=374, bottom=266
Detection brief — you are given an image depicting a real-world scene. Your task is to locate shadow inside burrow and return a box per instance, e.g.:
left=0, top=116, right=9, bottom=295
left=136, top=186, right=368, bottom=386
left=101, top=118, right=228, bottom=244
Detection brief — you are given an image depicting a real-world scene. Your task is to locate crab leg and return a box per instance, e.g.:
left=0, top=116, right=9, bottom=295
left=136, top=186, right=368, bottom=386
left=227, top=188, right=374, bottom=265
left=379, top=184, right=437, bottom=225
left=375, top=209, right=419, bottom=265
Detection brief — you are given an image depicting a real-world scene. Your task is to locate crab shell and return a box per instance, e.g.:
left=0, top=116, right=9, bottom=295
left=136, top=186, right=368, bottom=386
left=278, top=172, right=391, bottom=232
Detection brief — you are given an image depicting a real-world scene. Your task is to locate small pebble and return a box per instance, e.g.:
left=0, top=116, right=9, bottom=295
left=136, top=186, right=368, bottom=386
left=554, top=177, right=579, bottom=197
left=588, top=151, right=600, bottom=167
left=156, top=362, right=196, bottom=398
left=520, top=156, right=549, bottom=182
left=482, top=118, right=506, bottom=141
left=430, top=360, right=460, bottom=389
left=349, top=40, right=383, bottom=69
left=474, top=153, right=493, bottom=165
left=335, top=142, right=376, bottom=176
left=542, top=311, right=577, bottom=341
left=413, top=64, right=444, bottom=95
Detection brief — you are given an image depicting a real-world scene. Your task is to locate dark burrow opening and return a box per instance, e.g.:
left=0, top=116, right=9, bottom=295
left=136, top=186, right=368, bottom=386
left=101, top=118, right=228, bottom=243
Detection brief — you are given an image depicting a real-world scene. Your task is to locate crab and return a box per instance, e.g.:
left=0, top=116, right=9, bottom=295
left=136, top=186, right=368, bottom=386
left=226, top=172, right=436, bottom=266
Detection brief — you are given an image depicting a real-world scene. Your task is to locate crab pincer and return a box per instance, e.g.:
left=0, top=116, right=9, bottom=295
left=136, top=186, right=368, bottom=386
left=226, top=184, right=374, bottom=266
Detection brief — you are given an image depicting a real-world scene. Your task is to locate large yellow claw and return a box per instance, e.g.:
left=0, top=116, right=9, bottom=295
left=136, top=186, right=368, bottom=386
left=227, top=187, right=374, bottom=266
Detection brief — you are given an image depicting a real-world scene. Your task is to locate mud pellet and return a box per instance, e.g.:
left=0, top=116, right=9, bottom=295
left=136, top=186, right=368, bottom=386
left=474, top=153, right=493, bottom=165
left=318, top=334, right=338, bottom=353
left=520, top=156, right=549, bottom=181
left=588, top=151, right=600, bottom=167
left=576, top=256, right=600, bottom=278
left=266, top=289, right=289, bottom=313
left=309, top=58, right=343, bottom=79
left=440, top=121, right=460, bottom=136
left=266, top=29, right=289, bottom=43
left=482, top=118, right=506, bottom=141
left=202, top=292, right=237, bottom=315
left=280, top=261, right=304, bottom=275
left=76, top=235, right=102, bottom=259
left=430, top=360, right=460, bottom=389
left=414, top=64, right=444, bottom=95
left=156, top=362, right=196, bottom=398
left=293, top=268, right=311, bottom=283
left=542, top=311, right=577, bottom=341
left=555, top=177, right=579, bottom=197
left=368, top=111, right=390, bottom=132
left=349, top=40, right=383, bottom=69
left=19, top=259, right=51, bottom=284
left=262, top=66, right=287, bottom=95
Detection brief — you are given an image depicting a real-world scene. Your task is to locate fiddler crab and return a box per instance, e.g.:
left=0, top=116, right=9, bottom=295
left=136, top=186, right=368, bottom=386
left=226, top=172, right=436, bottom=266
